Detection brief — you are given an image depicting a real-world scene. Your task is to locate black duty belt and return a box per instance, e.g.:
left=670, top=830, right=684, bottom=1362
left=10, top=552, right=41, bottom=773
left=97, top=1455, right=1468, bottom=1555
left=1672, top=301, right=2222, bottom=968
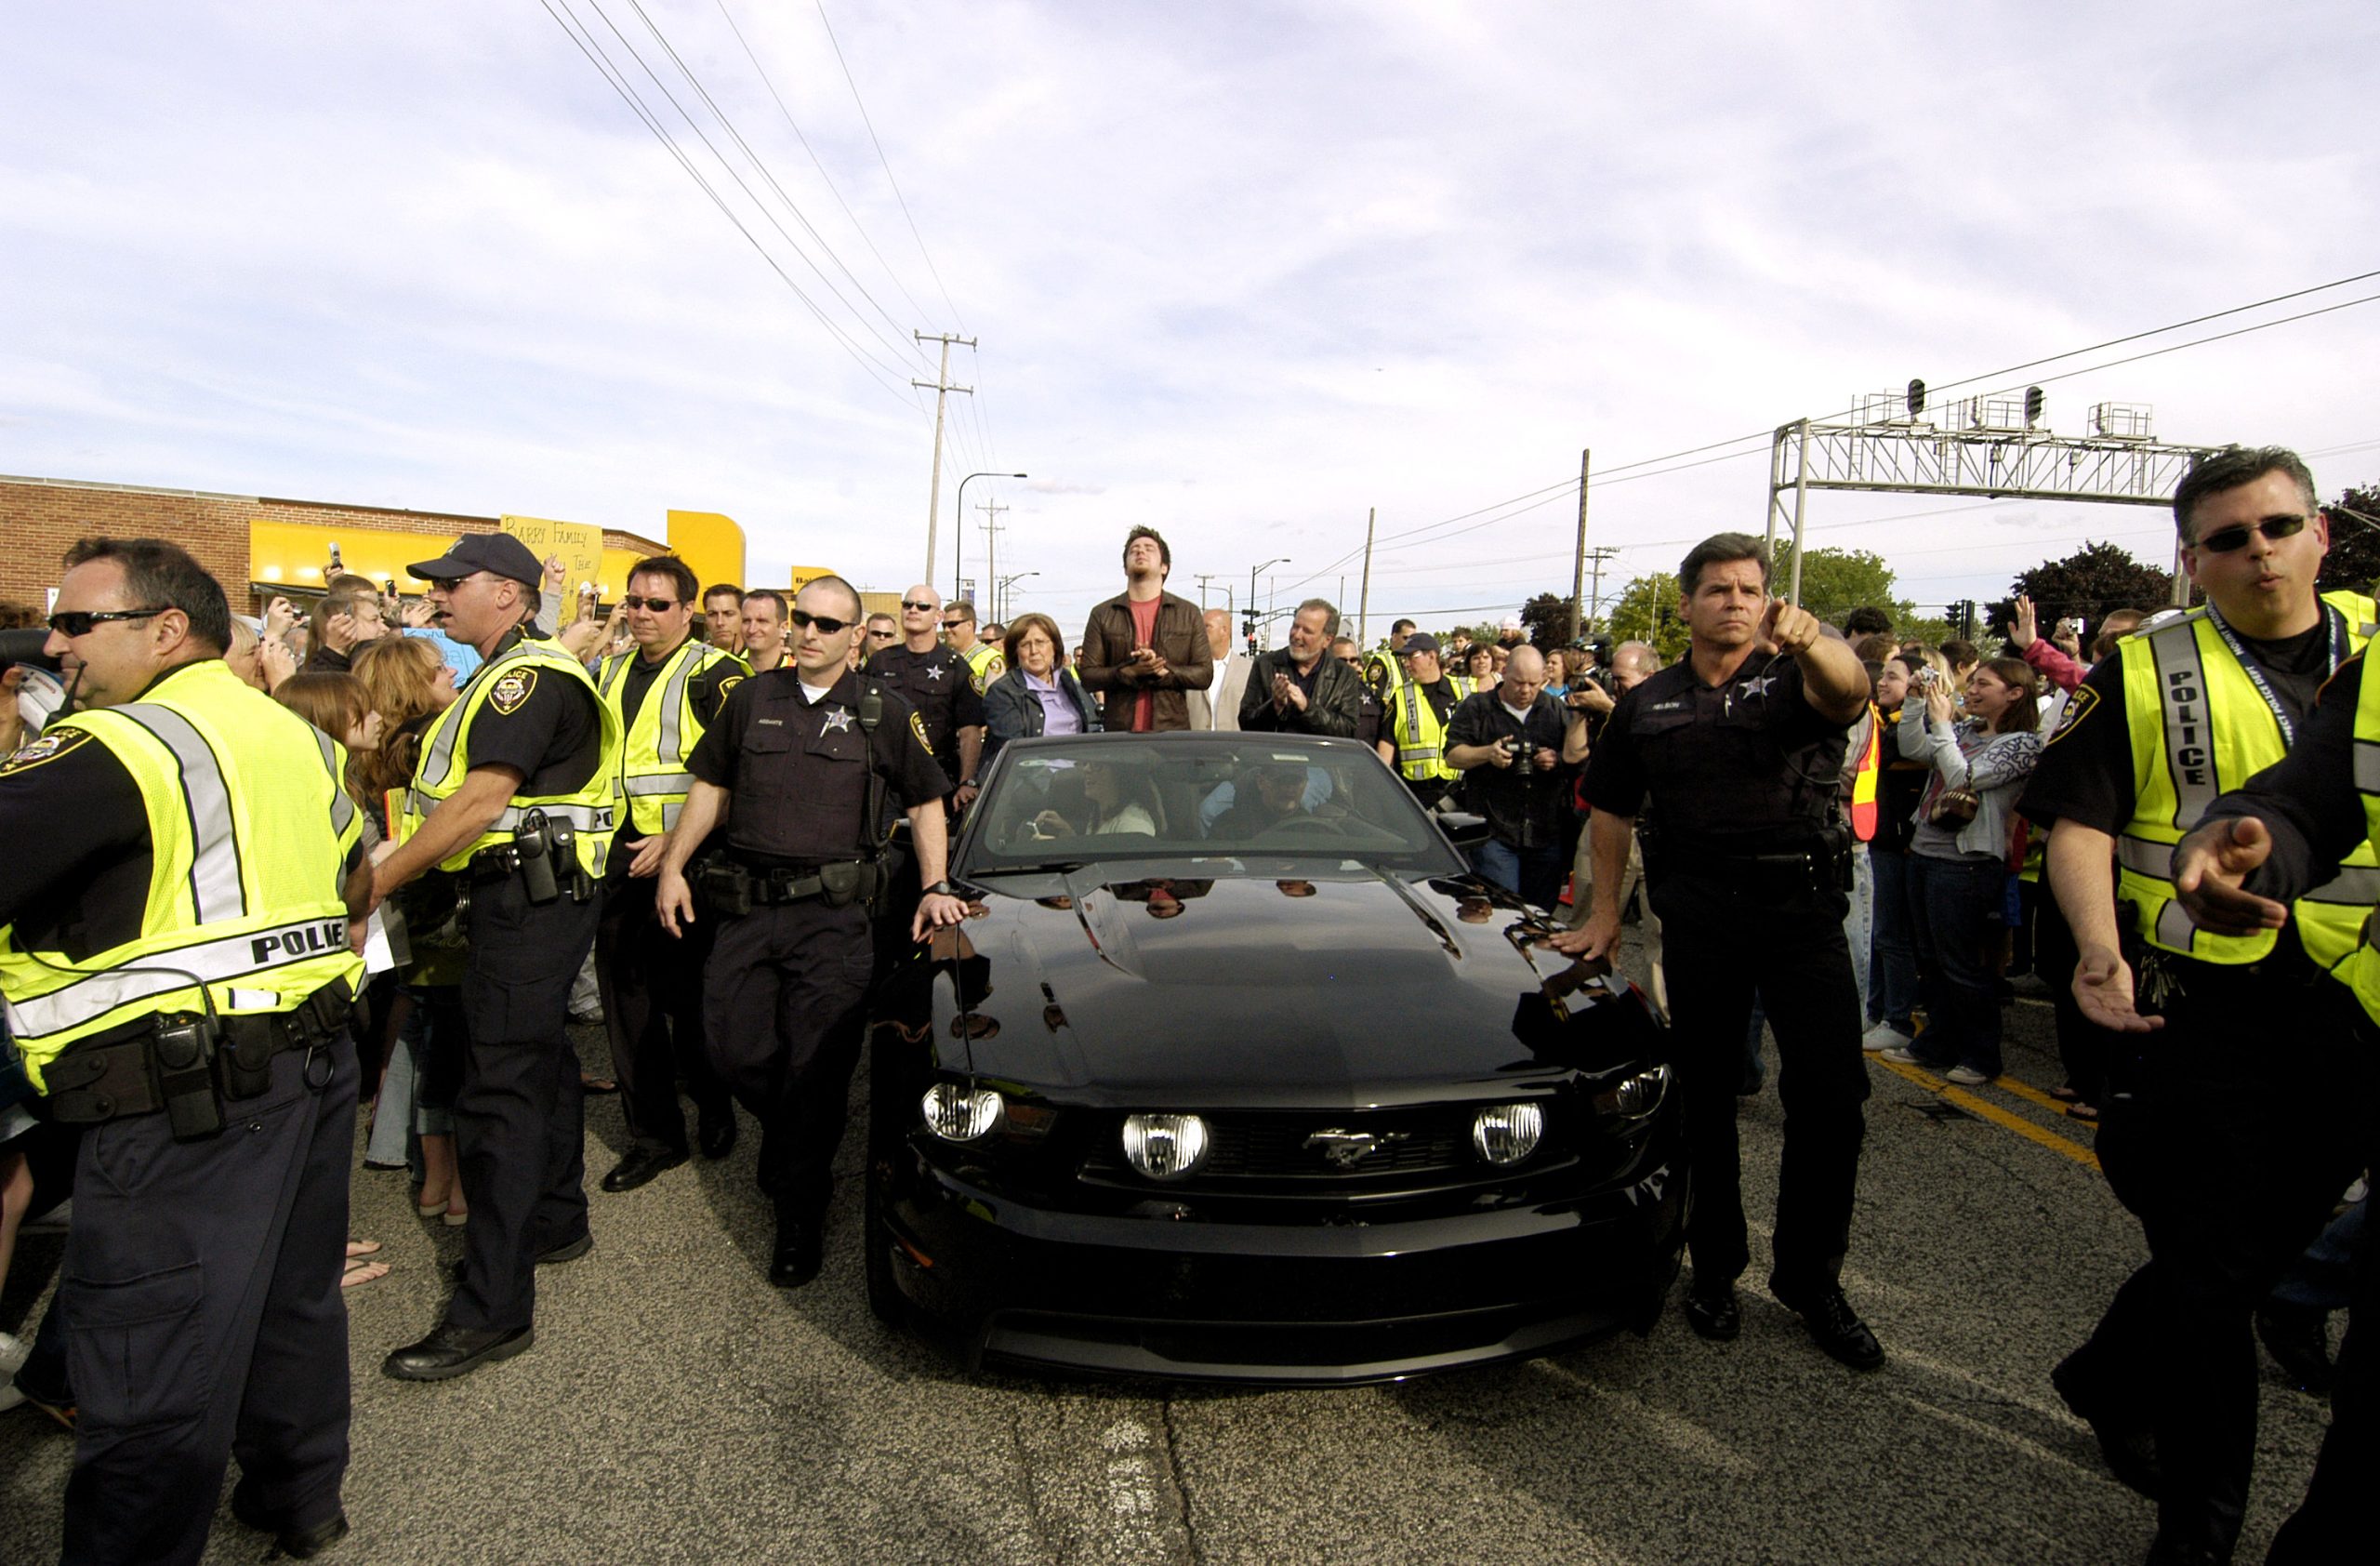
left=468, top=843, right=597, bottom=904
left=41, top=980, right=353, bottom=1128
left=698, top=859, right=879, bottom=916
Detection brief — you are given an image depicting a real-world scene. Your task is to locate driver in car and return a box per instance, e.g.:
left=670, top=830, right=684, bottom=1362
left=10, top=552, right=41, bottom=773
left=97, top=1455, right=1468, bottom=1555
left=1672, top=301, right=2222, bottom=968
left=1210, top=763, right=1314, bottom=840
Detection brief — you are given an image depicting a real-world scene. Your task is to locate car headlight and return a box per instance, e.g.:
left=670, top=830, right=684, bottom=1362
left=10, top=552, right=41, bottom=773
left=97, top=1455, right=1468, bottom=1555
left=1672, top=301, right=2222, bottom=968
left=920, top=1082, right=1006, bottom=1142
left=1471, top=1102, right=1544, bottom=1165
left=1592, top=1065, right=1671, bottom=1120
left=1120, top=1113, right=1210, bottom=1179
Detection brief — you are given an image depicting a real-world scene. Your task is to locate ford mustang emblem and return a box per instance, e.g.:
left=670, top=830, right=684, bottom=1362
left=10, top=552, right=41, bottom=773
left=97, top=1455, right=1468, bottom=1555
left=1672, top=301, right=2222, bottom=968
left=1304, top=1128, right=1409, bottom=1168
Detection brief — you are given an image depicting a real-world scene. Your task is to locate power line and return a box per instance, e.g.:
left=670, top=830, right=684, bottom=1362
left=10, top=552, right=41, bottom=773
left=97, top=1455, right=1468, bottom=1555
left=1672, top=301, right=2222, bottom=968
left=536, top=0, right=925, bottom=411
left=813, top=0, right=968, bottom=331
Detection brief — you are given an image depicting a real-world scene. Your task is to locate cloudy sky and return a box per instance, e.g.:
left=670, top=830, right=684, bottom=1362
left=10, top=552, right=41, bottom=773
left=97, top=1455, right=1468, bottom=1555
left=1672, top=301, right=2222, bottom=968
left=7, top=1, right=2378, bottom=637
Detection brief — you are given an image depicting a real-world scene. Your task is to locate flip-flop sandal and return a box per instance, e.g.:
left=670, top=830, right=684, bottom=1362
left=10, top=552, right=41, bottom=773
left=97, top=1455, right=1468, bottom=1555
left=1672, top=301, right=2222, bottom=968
left=2065, top=1103, right=2100, bottom=1122
left=340, top=1258, right=390, bottom=1289
left=581, top=1076, right=620, bottom=1095
left=2049, top=1085, right=2082, bottom=1103
left=345, top=1239, right=383, bottom=1259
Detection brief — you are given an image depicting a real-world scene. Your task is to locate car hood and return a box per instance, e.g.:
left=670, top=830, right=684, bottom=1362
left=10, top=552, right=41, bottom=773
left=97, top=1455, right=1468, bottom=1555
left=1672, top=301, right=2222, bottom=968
left=928, top=867, right=1657, bottom=1108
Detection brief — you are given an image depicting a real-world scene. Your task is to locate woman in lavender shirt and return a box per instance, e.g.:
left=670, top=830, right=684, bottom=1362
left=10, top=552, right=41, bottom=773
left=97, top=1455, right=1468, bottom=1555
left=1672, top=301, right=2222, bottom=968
left=983, top=612, right=1102, bottom=770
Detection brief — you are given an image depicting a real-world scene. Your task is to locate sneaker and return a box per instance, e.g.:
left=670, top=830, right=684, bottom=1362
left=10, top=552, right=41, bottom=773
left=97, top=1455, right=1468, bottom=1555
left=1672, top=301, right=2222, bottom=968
left=1944, top=1064, right=1994, bottom=1086
left=0, top=1331, right=27, bottom=1379
left=1877, top=1046, right=1927, bottom=1066
left=1860, top=1022, right=1910, bottom=1054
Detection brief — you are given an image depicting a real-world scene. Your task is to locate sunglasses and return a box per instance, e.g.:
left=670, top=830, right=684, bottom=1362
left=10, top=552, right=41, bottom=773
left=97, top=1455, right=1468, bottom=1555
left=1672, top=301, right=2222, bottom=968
left=619, top=595, right=679, bottom=611
left=2192, top=513, right=2309, bottom=554
left=789, top=610, right=854, bottom=635
left=901, top=599, right=937, bottom=611
left=866, top=628, right=898, bottom=639
left=47, top=606, right=166, bottom=637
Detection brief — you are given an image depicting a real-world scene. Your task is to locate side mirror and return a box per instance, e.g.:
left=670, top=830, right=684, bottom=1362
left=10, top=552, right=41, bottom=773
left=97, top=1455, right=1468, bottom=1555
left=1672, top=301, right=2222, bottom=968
left=1437, top=810, right=1491, bottom=849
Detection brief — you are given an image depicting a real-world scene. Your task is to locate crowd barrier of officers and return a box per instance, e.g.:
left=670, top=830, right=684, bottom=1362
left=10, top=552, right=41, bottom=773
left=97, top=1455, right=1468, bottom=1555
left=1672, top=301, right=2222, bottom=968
left=0, top=451, right=2372, bottom=1564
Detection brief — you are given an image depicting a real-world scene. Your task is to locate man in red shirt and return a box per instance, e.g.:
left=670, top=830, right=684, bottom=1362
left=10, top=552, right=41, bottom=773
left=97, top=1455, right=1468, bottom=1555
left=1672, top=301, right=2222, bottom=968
left=1077, top=526, right=1212, bottom=732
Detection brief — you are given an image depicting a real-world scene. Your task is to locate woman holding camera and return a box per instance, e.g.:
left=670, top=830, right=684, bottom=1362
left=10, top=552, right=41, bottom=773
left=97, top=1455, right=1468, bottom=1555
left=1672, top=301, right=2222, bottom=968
left=1862, top=653, right=1937, bottom=1052
left=1880, top=657, right=2043, bottom=1085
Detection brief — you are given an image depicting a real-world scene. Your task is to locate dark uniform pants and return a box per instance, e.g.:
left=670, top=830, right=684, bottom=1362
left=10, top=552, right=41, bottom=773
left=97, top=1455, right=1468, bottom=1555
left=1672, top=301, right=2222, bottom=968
left=2064, top=957, right=2376, bottom=1564
left=59, top=1029, right=357, bottom=1566
left=451, top=873, right=600, bottom=1334
left=596, top=872, right=727, bottom=1154
left=703, top=898, right=874, bottom=1217
left=1649, top=863, right=1870, bottom=1296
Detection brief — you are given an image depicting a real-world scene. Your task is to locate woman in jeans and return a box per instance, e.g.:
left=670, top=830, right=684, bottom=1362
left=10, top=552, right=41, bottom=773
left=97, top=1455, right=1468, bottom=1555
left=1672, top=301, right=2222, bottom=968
left=1881, top=657, right=2043, bottom=1085
left=1862, top=654, right=1936, bottom=1052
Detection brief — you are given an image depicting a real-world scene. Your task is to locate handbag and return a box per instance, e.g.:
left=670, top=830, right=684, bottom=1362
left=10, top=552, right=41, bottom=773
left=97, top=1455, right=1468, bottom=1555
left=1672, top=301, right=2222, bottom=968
left=1927, top=741, right=1980, bottom=826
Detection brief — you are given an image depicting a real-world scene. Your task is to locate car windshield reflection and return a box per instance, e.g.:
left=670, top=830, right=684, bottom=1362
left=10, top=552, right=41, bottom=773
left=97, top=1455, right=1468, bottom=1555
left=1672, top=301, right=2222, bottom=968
left=959, top=736, right=1465, bottom=876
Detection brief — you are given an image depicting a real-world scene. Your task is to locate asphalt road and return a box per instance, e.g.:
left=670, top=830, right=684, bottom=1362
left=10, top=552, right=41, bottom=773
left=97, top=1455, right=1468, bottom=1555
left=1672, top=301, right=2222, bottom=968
left=0, top=939, right=2343, bottom=1566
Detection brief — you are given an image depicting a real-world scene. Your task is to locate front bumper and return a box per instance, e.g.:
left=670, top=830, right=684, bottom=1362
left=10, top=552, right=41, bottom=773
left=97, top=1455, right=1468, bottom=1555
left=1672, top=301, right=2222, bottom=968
left=876, top=1131, right=1688, bottom=1385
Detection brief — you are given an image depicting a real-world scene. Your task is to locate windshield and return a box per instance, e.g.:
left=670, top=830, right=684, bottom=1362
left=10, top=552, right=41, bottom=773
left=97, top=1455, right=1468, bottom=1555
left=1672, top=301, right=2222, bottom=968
left=958, top=735, right=1466, bottom=876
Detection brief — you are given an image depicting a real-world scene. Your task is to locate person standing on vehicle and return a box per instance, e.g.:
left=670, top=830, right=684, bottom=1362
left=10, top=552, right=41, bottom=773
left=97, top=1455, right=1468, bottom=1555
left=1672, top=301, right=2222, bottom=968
left=1078, top=526, right=1212, bottom=733
left=1238, top=599, right=1362, bottom=737
left=591, top=556, right=747, bottom=1195
left=1446, top=644, right=1580, bottom=909
left=2017, top=445, right=2377, bottom=1562
left=371, top=532, right=622, bottom=1384
left=1554, top=532, right=1883, bottom=1371
left=1375, top=632, right=1473, bottom=808
left=654, top=577, right=965, bottom=1287
left=1187, top=608, right=1252, bottom=731
left=0, top=538, right=366, bottom=1563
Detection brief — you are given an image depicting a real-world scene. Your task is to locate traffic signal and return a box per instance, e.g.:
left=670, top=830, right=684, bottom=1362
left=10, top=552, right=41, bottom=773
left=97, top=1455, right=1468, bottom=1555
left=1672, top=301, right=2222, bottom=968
left=2025, top=385, right=2045, bottom=425
left=1907, top=378, right=1927, bottom=418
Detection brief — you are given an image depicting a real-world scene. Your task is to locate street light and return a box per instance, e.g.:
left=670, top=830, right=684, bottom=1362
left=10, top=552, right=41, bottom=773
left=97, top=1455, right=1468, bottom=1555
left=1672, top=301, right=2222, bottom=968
left=954, top=471, right=1025, bottom=604
left=1248, top=557, right=1289, bottom=648
left=995, top=571, right=1038, bottom=622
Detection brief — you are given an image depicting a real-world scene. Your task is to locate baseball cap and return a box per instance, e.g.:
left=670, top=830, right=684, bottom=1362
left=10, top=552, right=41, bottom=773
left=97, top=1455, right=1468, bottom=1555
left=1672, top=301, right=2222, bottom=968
left=1402, top=632, right=1442, bottom=655
left=406, top=532, right=545, bottom=588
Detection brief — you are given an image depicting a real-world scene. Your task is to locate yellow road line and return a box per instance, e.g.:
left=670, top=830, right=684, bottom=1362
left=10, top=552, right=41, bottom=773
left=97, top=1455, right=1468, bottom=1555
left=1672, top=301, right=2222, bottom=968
left=1989, top=1073, right=2073, bottom=1117
left=1871, top=1056, right=2103, bottom=1173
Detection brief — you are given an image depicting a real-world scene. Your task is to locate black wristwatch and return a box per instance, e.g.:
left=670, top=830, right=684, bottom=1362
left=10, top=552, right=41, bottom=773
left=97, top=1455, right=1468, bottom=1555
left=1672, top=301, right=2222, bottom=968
left=922, top=880, right=958, bottom=897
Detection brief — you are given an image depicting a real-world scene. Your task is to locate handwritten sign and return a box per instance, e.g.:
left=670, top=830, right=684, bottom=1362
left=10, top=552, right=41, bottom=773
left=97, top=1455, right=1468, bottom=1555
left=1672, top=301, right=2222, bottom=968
left=500, top=514, right=604, bottom=593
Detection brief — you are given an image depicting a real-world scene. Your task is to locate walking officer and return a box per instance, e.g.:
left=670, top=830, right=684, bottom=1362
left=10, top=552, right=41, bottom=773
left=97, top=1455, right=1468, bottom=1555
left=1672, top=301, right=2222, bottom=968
left=0, top=537, right=366, bottom=1564
left=592, top=554, right=747, bottom=1194
left=1375, top=631, right=1473, bottom=808
left=2019, top=445, right=2378, bottom=1562
left=368, top=532, right=622, bottom=1382
left=654, top=576, right=965, bottom=1286
left=1555, top=531, right=1883, bottom=1370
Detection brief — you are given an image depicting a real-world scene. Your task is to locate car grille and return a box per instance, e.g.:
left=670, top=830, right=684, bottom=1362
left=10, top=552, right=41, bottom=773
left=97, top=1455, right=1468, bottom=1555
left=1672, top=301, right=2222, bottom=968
left=1079, top=1108, right=1497, bottom=1189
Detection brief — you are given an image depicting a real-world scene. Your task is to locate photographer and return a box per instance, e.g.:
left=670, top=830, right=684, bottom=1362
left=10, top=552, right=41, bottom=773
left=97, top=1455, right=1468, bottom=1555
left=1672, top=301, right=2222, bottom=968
left=1446, top=645, right=1577, bottom=909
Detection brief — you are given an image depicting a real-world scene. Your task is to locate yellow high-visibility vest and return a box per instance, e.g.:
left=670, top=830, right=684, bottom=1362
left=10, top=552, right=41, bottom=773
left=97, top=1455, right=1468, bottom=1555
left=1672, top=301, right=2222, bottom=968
left=2115, top=591, right=2378, bottom=965
left=0, top=659, right=364, bottom=1090
left=2342, top=649, right=2380, bottom=1021
left=599, top=637, right=747, bottom=834
left=1388, top=674, right=1474, bottom=784
left=958, top=640, right=1004, bottom=696
left=399, top=633, right=623, bottom=878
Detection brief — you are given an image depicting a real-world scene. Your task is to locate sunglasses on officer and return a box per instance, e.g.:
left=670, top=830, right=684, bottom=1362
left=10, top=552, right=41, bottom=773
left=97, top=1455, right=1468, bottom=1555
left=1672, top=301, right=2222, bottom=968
left=789, top=609, right=855, bottom=635
left=619, top=594, right=679, bottom=611
left=900, top=599, right=937, bottom=611
left=2191, top=513, right=2309, bottom=554
left=46, top=606, right=166, bottom=637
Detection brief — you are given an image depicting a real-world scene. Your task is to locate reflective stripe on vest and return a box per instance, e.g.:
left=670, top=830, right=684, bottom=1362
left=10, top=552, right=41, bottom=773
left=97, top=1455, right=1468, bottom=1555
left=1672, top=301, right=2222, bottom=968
left=1392, top=675, right=1471, bottom=782
left=2117, top=591, right=2376, bottom=964
left=1848, top=706, right=1881, bottom=842
left=0, top=660, right=364, bottom=1089
left=2345, top=653, right=2380, bottom=1023
left=403, top=635, right=624, bottom=877
left=601, top=640, right=744, bottom=835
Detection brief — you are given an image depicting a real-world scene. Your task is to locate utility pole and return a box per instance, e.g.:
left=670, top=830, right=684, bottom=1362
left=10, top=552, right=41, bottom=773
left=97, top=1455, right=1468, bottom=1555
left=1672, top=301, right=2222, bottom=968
left=1568, top=448, right=1591, bottom=644
left=1194, top=574, right=1218, bottom=610
left=912, top=330, right=975, bottom=585
left=1356, top=506, right=1377, bottom=647
left=1582, top=546, right=1620, bottom=637
left=976, top=498, right=1008, bottom=614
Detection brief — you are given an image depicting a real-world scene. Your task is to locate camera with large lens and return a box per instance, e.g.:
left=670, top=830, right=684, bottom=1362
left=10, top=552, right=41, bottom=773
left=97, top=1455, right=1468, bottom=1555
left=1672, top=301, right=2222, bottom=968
left=1502, top=736, right=1534, bottom=776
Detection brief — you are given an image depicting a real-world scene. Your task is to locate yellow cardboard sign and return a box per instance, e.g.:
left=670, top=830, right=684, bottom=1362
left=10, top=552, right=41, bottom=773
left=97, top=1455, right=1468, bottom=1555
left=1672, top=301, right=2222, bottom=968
left=500, top=514, right=604, bottom=592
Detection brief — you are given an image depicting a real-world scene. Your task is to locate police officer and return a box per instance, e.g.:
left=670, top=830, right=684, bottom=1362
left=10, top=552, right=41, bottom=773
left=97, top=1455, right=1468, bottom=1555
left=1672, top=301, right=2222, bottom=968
left=654, top=577, right=964, bottom=1285
left=369, top=532, right=622, bottom=1382
left=0, top=537, right=364, bottom=1563
left=1362, top=617, right=1418, bottom=710
left=2163, top=644, right=2380, bottom=1566
left=591, top=554, right=747, bottom=1194
left=1556, top=531, right=1882, bottom=1370
left=1374, top=632, right=1472, bottom=808
left=2018, top=445, right=2376, bottom=1561
left=942, top=599, right=1005, bottom=697
left=868, top=582, right=984, bottom=809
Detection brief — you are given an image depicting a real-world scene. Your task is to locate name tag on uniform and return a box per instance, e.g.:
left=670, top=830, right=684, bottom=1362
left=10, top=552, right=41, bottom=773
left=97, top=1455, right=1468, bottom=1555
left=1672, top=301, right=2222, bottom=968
left=756, top=717, right=784, bottom=726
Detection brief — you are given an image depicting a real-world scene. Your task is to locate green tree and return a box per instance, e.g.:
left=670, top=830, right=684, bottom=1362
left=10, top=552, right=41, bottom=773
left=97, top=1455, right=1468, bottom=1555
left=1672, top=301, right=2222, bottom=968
left=2318, top=485, right=2380, bottom=597
left=1606, top=572, right=1689, bottom=662
left=1519, top=592, right=1580, bottom=649
left=1766, top=543, right=1915, bottom=630
left=1988, top=541, right=2175, bottom=642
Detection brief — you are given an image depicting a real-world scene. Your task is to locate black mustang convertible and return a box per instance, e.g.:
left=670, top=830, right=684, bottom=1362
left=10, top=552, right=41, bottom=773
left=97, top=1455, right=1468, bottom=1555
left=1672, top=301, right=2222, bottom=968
left=866, top=732, right=1686, bottom=1384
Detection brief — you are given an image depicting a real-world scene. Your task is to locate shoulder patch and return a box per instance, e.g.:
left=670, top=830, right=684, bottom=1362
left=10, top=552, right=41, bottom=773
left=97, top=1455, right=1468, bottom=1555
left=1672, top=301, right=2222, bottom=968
left=716, top=673, right=746, bottom=711
left=2045, top=682, right=2098, bottom=746
left=0, top=727, right=95, bottom=776
left=488, top=667, right=538, bottom=715
left=908, top=710, right=934, bottom=755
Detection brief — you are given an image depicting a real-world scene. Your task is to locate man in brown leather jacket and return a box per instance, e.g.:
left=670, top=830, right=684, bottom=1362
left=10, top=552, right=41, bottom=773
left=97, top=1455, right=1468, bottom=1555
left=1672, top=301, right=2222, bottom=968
left=1077, top=525, right=1213, bottom=733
